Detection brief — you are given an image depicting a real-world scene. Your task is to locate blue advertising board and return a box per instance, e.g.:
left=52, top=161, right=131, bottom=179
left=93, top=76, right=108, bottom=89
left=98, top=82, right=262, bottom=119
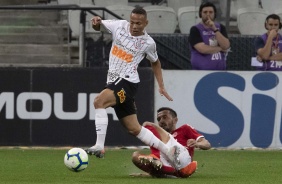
left=156, top=71, right=282, bottom=148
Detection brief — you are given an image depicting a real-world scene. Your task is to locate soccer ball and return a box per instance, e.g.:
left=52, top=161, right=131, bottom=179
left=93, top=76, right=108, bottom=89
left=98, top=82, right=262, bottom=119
left=64, top=148, right=89, bottom=172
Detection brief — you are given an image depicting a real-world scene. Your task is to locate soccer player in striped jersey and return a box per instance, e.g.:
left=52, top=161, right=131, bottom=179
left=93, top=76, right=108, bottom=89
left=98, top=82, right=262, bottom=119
left=131, top=107, right=211, bottom=178
left=85, top=7, right=182, bottom=169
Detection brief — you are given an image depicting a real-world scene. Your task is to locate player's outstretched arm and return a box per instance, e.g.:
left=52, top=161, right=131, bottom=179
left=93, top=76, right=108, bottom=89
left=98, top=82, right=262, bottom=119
left=187, top=138, right=211, bottom=150
left=150, top=59, right=173, bottom=101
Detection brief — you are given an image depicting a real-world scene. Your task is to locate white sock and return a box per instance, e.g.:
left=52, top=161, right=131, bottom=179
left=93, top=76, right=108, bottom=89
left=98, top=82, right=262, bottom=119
left=94, top=108, right=108, bottom=149
left=136, top=126, right=169, bottom=154
left=166, top=134, right=191, bottom=169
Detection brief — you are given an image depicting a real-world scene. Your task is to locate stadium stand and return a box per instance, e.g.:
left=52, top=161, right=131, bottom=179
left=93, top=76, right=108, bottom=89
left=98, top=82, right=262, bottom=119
left=223, top=0, right=260, bottom=20
left=57, top=0, right=92, bottom=5
left=0, top=0, right=267, bottom=69
left=237, top=7, right=268, bottom=35
left=144, top=5, right=177, bottom=33
left=261, top=0, right=282, bottom=14
left=167, top=0, right=201, bottom=15
left=177, top=6, right=200, bottom=34
left=105, top=5, right=135, bottom=21
left=93, top=0, right=128, bottom=7
left=0, top=0, right=79, bottom=67
left=0, top=0, right=38, bottom=5
left=68, top=4, right=101, bottom=38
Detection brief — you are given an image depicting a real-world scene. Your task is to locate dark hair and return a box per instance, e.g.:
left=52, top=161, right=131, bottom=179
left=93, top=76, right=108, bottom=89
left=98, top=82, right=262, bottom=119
left=199, top=1, right=217, bottom=18
left=265, top=14, right=282, bottom=29
left=131, top=7, right=147, bottom=18
left=157, top=107, right=177, bottom=118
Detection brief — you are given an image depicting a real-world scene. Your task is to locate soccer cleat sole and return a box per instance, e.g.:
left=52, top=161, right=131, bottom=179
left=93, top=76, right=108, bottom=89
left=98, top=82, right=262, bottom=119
left=84, top=148, right=105, bottom=158
left=138, top=155, right=162, bottom=170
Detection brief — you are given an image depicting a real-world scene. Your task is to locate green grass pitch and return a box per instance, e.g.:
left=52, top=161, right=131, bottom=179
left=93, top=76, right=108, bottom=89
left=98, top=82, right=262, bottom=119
left=0, top=148, right=281, bottom=184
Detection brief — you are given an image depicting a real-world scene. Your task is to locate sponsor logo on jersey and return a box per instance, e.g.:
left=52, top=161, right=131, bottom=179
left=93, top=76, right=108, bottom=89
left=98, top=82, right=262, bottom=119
left=117, top=88, right=126, bottom=103
left=112, top=45, right=133, bottom=63
left=134, top=38, right=144, bottom=49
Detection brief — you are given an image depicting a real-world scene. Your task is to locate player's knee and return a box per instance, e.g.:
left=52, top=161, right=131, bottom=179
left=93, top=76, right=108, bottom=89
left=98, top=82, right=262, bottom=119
left=128, top=128, right=141, bottom=136
left=143, top=121, right=153, bottom=126
left=94, top=95, right=108, bottom=108
left=93, top=96, right=102, bottom=108
left=127, top=124, right=142, bottom=136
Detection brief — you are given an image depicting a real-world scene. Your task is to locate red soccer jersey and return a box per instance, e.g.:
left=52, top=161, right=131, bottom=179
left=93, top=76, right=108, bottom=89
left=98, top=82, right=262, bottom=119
left=171, top=124, right=204, bottom=159
left=146, top=124, right=204, bottom=160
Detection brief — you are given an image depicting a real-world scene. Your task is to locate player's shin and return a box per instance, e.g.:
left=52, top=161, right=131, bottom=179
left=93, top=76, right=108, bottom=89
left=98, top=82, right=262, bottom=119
left=94, top=108, right=108, bottom=149
left=137, top=126, right=169, bottom=154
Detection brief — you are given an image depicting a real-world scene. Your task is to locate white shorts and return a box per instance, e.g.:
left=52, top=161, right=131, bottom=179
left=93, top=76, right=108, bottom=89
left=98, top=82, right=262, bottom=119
left=160, top=134, right=191, bottom=169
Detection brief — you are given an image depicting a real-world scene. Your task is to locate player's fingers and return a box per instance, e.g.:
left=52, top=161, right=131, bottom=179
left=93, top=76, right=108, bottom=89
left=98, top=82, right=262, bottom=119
left=159, top=89, right=173, bottom=101
left=91, top=18, right=96, bottom=25
left=91, top=17, right=100, bottom=25
left=164, top=93, right=173, bottom=101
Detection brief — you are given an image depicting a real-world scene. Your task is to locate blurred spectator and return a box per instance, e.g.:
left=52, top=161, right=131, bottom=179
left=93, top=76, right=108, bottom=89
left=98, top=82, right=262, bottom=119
left=254, top=14, right=282, bottom=71
left=188, top=1, right=230, bottom=70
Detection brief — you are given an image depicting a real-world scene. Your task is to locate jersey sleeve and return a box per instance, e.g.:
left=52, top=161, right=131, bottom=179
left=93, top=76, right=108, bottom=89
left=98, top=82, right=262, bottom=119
left=183, top=124, right=203, bottom=140
left=100, top=20, right=125, bottom=34
left=219, top=24, right=228, bottom=38
left=145, top=39, right=158, bottom=62
left=188, top=26, right=203, bottom=47
left=254, top=36, right=265, bottom=54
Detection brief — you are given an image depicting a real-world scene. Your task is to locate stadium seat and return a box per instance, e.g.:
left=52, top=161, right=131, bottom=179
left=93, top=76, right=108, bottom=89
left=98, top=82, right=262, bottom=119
left=275, top=8, right=282, bottom=21
left=261, top=0, right=282, bottom=14
left=167, top=0, right=201, bottom=14
left=178, top=6, right=200, bottom=34
left=93, top=0, right=128, bottom=7
left=68, top=4, right=101, bottom=38
left=237, top=7, right=268, bottom=35
left=144, top=6, right=177, bottom=33
left=57, top=0, right=78, bottom=4
left=274, top=8, right=282, bottom=15
left=58, top=0, right=93, bottom=5
left=105, top=5, right=134, bottom=21
left=219, top=0, right=260, bottom=20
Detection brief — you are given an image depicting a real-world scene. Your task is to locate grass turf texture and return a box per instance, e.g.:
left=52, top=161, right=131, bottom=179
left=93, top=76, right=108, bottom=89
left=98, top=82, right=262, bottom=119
left=0, top=148, right=281, bottom=184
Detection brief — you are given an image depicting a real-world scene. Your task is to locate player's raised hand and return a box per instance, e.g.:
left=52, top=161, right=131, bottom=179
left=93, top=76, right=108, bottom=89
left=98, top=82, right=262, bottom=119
left=91, top=16, right=102, bottom=26
left=159, top=88, right=173, bottom=101
left=91, top=16, right=102, bottom=31
left=268, top=29, right=278, bottom=39
left=187, top=139, right=197, bottom=148
left=205, top=15, right=215, bottom=28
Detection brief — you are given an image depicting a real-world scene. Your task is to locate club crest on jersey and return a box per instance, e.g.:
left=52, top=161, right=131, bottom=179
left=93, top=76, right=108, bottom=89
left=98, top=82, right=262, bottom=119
left=117, top=88, right=126, bottom=103
left=134, top=39, right=144, bottom=49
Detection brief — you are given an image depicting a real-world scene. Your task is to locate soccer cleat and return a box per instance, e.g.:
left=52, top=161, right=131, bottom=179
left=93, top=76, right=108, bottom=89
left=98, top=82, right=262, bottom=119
left=179, top=161, right=197, bottom=177
left=167, top=145, right=181, bottom=170
left=138, top=155, right=162, bottom=170
left=84, top=145, right=105, bottom=158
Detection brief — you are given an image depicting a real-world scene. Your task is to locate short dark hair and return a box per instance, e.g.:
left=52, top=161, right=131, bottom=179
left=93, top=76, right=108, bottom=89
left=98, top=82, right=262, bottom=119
left=157, top=107, right=177, bottom=118
left=199, top=1, right=217, bottom=18
left=266, top=14, right=281, bottom=22
left=131, top=7, right=147, bottom=18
